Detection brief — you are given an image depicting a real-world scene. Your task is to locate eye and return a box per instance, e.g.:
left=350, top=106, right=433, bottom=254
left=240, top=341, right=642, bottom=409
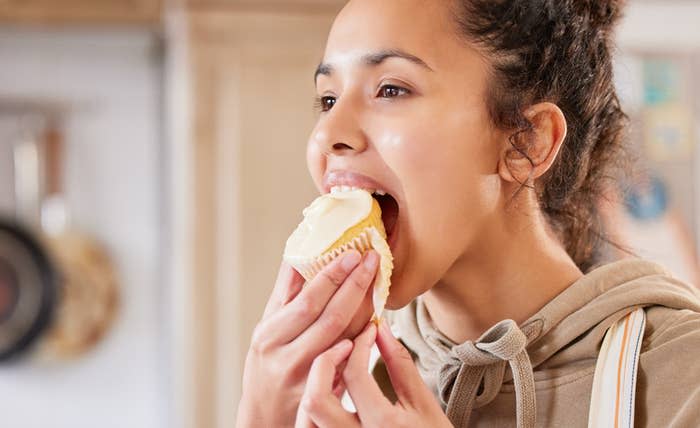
left=378, top=84, right=410, bottom=98
left=314, top=95, right=336, bottom=113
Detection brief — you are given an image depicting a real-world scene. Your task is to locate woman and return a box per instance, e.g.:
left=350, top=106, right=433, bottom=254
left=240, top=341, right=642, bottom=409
left=236, top=0, right=700, bottom=426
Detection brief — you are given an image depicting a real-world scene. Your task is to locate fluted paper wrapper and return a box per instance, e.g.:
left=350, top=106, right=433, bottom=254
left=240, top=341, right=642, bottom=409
left=286, top=226, right=393, bottom=322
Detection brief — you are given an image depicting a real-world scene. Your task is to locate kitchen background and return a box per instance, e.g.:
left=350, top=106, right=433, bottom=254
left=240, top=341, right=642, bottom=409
left=0, top=1, right=698, bottom=428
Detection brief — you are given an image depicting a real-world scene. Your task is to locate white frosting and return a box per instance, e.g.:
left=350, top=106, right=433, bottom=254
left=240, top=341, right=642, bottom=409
left=284, top=189, right=373, bottom=259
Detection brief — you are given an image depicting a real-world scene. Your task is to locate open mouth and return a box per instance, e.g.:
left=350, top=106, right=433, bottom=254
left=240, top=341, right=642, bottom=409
left=372, top=192, right=399, bottom=248
left=329, top=185, right=400, bottom=250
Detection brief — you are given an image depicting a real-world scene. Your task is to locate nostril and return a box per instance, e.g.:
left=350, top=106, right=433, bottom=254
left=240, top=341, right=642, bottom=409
left=332, top=142, right=354, bottom=151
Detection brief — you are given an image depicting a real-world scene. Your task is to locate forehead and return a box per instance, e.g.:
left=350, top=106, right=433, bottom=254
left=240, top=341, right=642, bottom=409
left=323, top=0, right=456, bottom=67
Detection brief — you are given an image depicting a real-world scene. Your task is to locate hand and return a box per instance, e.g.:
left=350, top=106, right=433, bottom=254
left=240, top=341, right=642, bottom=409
left=295, top=319, right=453, bottom=428
left=236, top=250, right=380, bottom=428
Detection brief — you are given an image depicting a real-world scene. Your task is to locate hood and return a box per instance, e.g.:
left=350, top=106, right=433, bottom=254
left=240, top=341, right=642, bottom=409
left=390, top=258, right=700, bottom=427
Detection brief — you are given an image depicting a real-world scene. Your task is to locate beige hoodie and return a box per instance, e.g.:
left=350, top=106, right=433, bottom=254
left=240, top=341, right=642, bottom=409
left=374, top=258, right=700, bottom=427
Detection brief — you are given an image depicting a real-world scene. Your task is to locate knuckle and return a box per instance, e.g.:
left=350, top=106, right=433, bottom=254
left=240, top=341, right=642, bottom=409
left=318, top=268, right=345, bottom=288
left=292, top=296, right=318, bottom=320
left=250, top=324, right=271, bottom=355
left=344, top=274, right=367, bottom=291
left=300, top=392, right=324, bottom=417
left=386, top=342, right=414, bottom=365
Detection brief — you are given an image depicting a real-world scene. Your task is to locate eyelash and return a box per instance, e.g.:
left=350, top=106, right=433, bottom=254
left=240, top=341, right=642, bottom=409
left=313, top=84, right=411, bottom=113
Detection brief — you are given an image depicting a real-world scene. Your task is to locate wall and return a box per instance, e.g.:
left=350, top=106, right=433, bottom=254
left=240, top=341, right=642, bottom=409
left=0, top=29, right=166, bottom=428
left=616, top=1, right=700, bottom=281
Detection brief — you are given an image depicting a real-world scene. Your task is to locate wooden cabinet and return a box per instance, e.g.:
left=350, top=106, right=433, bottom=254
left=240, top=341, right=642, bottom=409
left=188, top=0, right=344, bottom=12
left=0, top=0, right=161, bottom=25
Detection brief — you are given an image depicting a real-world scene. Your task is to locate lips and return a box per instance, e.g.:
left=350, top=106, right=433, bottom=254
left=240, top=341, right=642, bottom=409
left=323, top=170, right=401, bottom=250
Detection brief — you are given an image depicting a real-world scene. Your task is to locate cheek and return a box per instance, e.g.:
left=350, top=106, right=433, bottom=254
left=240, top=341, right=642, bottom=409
left=402, top=141, right=476, bottom=265
left=306, top=139, right=325, bottom=190
left=374, top=100, right=491, bottom=202
left=386, top=124, right=483, bottom=225
left=370, top=128, right=463, bottom=293
left=376, top=113, right=495, bottom=299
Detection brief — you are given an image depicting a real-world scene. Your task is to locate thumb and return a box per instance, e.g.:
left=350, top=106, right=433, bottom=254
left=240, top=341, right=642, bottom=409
left=375, top=319, right=432, bottom=406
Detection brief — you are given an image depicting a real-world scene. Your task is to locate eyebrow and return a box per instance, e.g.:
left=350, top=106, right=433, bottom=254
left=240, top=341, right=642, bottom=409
left=314, top=49, right=434, bottom=85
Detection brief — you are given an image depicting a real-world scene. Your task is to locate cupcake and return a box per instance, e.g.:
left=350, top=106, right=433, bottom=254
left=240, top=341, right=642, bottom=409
left=284, top=187, right=394, bottom=322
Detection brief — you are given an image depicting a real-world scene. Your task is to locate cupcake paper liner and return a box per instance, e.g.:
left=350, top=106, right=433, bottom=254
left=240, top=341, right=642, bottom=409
left=288, top=226, right=393, bottom=321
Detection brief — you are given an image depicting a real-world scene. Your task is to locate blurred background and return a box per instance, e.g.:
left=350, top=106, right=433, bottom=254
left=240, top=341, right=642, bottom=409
left=0, top=1, right=698, bottom=428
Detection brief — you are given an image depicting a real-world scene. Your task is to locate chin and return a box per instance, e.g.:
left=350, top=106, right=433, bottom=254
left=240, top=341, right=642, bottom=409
left=383, top=270, right=420, bottom=311
left=339, top=266, right=420, bottom=340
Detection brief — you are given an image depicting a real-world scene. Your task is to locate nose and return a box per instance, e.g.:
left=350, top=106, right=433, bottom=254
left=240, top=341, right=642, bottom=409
left=311, top=97, right=368, bottom=156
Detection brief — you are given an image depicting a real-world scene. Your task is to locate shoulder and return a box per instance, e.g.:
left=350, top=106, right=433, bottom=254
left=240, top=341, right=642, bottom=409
left=636, top=306, right=700, bottom=426
left=643, top=305, right=700, bottom=351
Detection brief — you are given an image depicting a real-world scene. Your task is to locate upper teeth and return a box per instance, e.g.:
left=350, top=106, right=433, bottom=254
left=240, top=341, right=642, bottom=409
left=330, top=185, right=388, bottom=196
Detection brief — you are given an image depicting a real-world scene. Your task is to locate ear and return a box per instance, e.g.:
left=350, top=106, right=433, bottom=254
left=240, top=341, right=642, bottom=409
left=497, top=102, right=567, bottom=185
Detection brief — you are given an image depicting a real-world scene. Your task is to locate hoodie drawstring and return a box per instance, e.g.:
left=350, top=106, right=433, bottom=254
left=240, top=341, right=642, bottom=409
left=435, top=320, right=536, bottom=428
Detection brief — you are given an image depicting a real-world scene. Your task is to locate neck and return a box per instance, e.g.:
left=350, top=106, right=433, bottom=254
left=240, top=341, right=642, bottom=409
left=423, top=199, right=583, bottom=344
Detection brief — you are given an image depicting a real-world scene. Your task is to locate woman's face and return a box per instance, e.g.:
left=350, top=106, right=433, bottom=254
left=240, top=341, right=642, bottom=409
left=307, top=0, right=504, bottom=324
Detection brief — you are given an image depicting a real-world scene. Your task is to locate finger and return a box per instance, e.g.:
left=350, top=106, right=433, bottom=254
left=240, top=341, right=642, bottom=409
left=294, top=405, right=316, bottom=428
left=300, top=340, right=359, bottom=428
left=292, top=251, right=379, bottom=360
left=295, top=341, right=351, bottom=428
left=376, top=318, right=430, bottom=405
left=262, top=261, right=305, bottom=319
left=343, top=323, right=392, bottom=425
left=256, top=251, right=362, bottom=346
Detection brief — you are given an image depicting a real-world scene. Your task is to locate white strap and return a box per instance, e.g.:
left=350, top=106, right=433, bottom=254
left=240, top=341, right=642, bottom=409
left=588, top=308, right=646, bottom=428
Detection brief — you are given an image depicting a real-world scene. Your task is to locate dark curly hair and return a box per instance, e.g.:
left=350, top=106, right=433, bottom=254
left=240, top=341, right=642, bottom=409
left=453, top=0, right=633, bottom=272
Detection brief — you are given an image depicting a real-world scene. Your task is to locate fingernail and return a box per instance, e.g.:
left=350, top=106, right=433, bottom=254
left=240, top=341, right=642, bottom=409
left=332, top=339, right=353, bottom=362
left=379, top=319, right=392, bottom=337
left=335, top=339, right=352, bottom=352
left=341, top=251, right=361, bottom=272
left=363, top=251, right=379, bottom=270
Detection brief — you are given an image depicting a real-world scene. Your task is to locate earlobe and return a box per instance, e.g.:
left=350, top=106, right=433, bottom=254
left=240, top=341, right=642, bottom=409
left=497, top=150, right=518, bottom=182
left=497, top=102, right=567, bottom=185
